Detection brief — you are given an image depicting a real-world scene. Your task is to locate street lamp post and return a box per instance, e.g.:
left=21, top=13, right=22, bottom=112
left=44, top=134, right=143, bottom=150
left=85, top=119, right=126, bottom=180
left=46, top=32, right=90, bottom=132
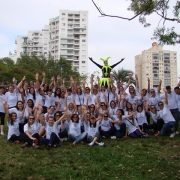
left=58, top=64, right=65, bottom=86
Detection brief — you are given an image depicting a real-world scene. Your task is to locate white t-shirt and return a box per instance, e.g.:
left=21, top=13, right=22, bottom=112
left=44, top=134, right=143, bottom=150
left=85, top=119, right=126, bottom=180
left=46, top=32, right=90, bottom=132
left=75, top=93, right=84, bottom=105
left=125, top=118, right=138, bottom=135
left=158, top=104, right=176, bottom=123
left=59, top=98, right=65, bottom=111
left=149, top=93, right=160, bottom=110
left=112, top=115, right=125, bottom=130
left=7, top=118, right=20, bottom=140
left=68, top=120, right=82, bottom=137
left=99, top=91, right=108, bottom=103
left=66, top=94, right=74, bottom=106
left=84, top=121, right=100, bottom=137
left=135, top=110, right=148, bottom=125
left=109, top=106, right=118, bottom=117
left=45, top=121, right=60, bottom=139
left=5, top=90, right=18, bottom=108
left=160, top=90, right=178, bottom=109
left=125, top=96, right=141, bottom=105
left=24, top=121, right=39, bottom=136
left=150, top=111, right=159, bottom=124
left=0, top=94, right=6, bottom=113
left=175, top=94, right=180, bottom=111
left=100, top=118, right=112, bottom=131
left=44, top=94, right=56, bottom=107
left=35, top=91, right=44, bottom=106
left=108, top=92, right=117, bottom=104
left=9, top=108, right=25, bottom=123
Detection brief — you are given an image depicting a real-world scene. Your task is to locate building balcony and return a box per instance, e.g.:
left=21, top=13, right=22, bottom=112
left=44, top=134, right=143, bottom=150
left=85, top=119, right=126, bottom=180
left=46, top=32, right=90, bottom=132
left=73, top=31, right=86, bottom=35
left=61, top=46, right=74, bottom=50
left=61, top=36, right=74, bottom=40
left=15, top=40, right=17, bottom=44
left=21, top=43, right=27, bottom=47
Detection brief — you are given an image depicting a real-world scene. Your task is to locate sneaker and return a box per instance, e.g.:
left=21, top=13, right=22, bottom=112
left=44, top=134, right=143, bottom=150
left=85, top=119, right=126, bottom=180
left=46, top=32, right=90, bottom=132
left=143, top=133, right=149, bottom=138
left=98, top=142, right=104, bottom=146
left=88, top=142, right=94, bottom=146
left=21, top=142, right=28, bottom=148
left=33, top=144, right=39, bottom=149
left=175, top=131, right=179, bottom=135
left=1, top=131, right=4, bottom=135
left=111, top=136, right=116, bottom=139
left=170, top=132, right=176, bottom=138
left=14, top=140, right=20, bottom=144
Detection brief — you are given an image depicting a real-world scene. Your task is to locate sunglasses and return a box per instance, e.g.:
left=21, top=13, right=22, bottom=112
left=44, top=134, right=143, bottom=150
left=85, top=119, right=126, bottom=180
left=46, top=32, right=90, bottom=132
left=150, top=91, right=155, bottom=93
left=29, top=118, right=34, bottom=120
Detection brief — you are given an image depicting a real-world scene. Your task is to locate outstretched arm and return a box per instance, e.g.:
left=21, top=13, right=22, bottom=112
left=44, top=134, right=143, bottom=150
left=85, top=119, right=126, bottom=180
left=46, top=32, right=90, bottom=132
left=89, top=57, right=102, bottom=69
left=111, top=58, right=125, bottom=68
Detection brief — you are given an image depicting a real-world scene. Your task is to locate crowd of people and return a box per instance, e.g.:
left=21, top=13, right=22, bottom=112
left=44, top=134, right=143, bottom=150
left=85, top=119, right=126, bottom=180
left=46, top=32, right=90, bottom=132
left=0, top=71, right=179, bottom=150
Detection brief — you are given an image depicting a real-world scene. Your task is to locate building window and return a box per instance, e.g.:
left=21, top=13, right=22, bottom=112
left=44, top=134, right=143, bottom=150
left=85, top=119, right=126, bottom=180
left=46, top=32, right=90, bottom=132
left=62, top=13, right=65, bottom=15
left=82, top=61, right=85, bottom=63
left=62, top=23, right=65, bottom=26
left=82, top=39, right=86, bottom=42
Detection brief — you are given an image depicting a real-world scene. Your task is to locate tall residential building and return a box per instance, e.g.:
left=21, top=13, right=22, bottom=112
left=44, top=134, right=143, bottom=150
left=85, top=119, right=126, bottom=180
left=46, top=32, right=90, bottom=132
left=49, top=9, right=88, bottom=75
left=135, top=42, right=178, bottom=90
left=9, top=25, right=49, bottom=62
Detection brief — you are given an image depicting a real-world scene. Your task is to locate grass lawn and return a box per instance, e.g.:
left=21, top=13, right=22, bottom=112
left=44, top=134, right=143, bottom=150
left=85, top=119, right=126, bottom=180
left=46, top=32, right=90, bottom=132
left=0, top=129, right=180, bottom=180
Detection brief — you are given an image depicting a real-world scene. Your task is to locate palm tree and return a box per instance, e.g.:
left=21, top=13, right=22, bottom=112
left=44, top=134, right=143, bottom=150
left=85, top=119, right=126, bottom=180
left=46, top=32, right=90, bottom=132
left=112, top=68, right=135, bottom=85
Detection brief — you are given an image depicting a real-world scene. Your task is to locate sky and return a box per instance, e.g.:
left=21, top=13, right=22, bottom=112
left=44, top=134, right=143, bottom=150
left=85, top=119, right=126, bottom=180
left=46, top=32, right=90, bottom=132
left=0, top=0, right=180, bottom=78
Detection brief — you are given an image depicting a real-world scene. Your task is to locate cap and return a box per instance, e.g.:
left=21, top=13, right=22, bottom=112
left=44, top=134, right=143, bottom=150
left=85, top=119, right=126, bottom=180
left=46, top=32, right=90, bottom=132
left=166, top=86, right=171, bottom=89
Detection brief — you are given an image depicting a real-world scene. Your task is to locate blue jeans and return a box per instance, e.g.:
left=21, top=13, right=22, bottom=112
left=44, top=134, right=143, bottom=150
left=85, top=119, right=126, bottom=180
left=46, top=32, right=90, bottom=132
left=115, top=123, right=126, bottom=138
left=160, top=121, right=176, bottom=136
left=68, top=132, right=87, bottom=143
left=170, top=108, right=179, bottom=131
left=40, top=132, right=60, bottom=146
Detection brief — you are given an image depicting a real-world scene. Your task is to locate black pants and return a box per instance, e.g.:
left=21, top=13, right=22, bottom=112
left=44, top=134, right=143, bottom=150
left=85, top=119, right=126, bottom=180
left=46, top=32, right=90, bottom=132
left=8, top=134, right=23, bottom=142
left=139, top=123, right=148, bottom=133
left=146, top=112, right=150, bottom=124
left=147, top=119, right=164, bottom=132
left=0, top=112, right=5, bottom=125
left=22, top=133, right=40, bottom=145
left=170, top=108, right=179, bottom=131
left=59, top=129, right=68, bottom=138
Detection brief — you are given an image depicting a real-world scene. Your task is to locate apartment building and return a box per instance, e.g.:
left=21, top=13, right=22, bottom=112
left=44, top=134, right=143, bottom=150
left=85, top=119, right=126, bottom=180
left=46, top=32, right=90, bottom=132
left=9, top=25, right=49, bottom=62
left=49, top=9, right=88, bottom=75
left=135, top=42, right=178, bottom=90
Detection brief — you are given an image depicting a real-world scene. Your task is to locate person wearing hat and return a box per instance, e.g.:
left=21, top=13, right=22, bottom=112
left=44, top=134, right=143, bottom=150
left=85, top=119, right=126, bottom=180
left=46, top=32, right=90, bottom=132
left=84, top=116, right=104, bottom=146
left=160, top=86, right=179, bottom=134
left=99, top=113, right=116, bottom=139
left=159, top=88, right=176, bottom=138
left=89, top=57, right=125, bottom=87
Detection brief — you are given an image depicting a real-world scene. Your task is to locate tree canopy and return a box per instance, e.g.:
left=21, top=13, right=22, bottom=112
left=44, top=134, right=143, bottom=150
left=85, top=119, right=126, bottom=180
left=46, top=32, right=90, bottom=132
left=112, top=68, right=135, bottom=85
left=92, top=0, right=180, bottom=45
left=0, top=54, right=83, bottom=86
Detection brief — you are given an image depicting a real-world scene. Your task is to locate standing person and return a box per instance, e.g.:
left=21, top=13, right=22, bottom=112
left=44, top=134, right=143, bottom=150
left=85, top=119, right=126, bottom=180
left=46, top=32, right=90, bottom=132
left=159, top=89, right=176, bottom=138
left=160, top=86, right=179, bottom=134
left=67, top=114, right=87, bottom=146
left=21, top=114, right=40, bottom=148
left=0, top=87, right=6, bottom=135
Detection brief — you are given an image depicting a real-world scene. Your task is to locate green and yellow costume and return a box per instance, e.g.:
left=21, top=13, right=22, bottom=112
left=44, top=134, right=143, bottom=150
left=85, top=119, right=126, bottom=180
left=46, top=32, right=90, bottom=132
left=89, top=57, right=125, bottom=87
